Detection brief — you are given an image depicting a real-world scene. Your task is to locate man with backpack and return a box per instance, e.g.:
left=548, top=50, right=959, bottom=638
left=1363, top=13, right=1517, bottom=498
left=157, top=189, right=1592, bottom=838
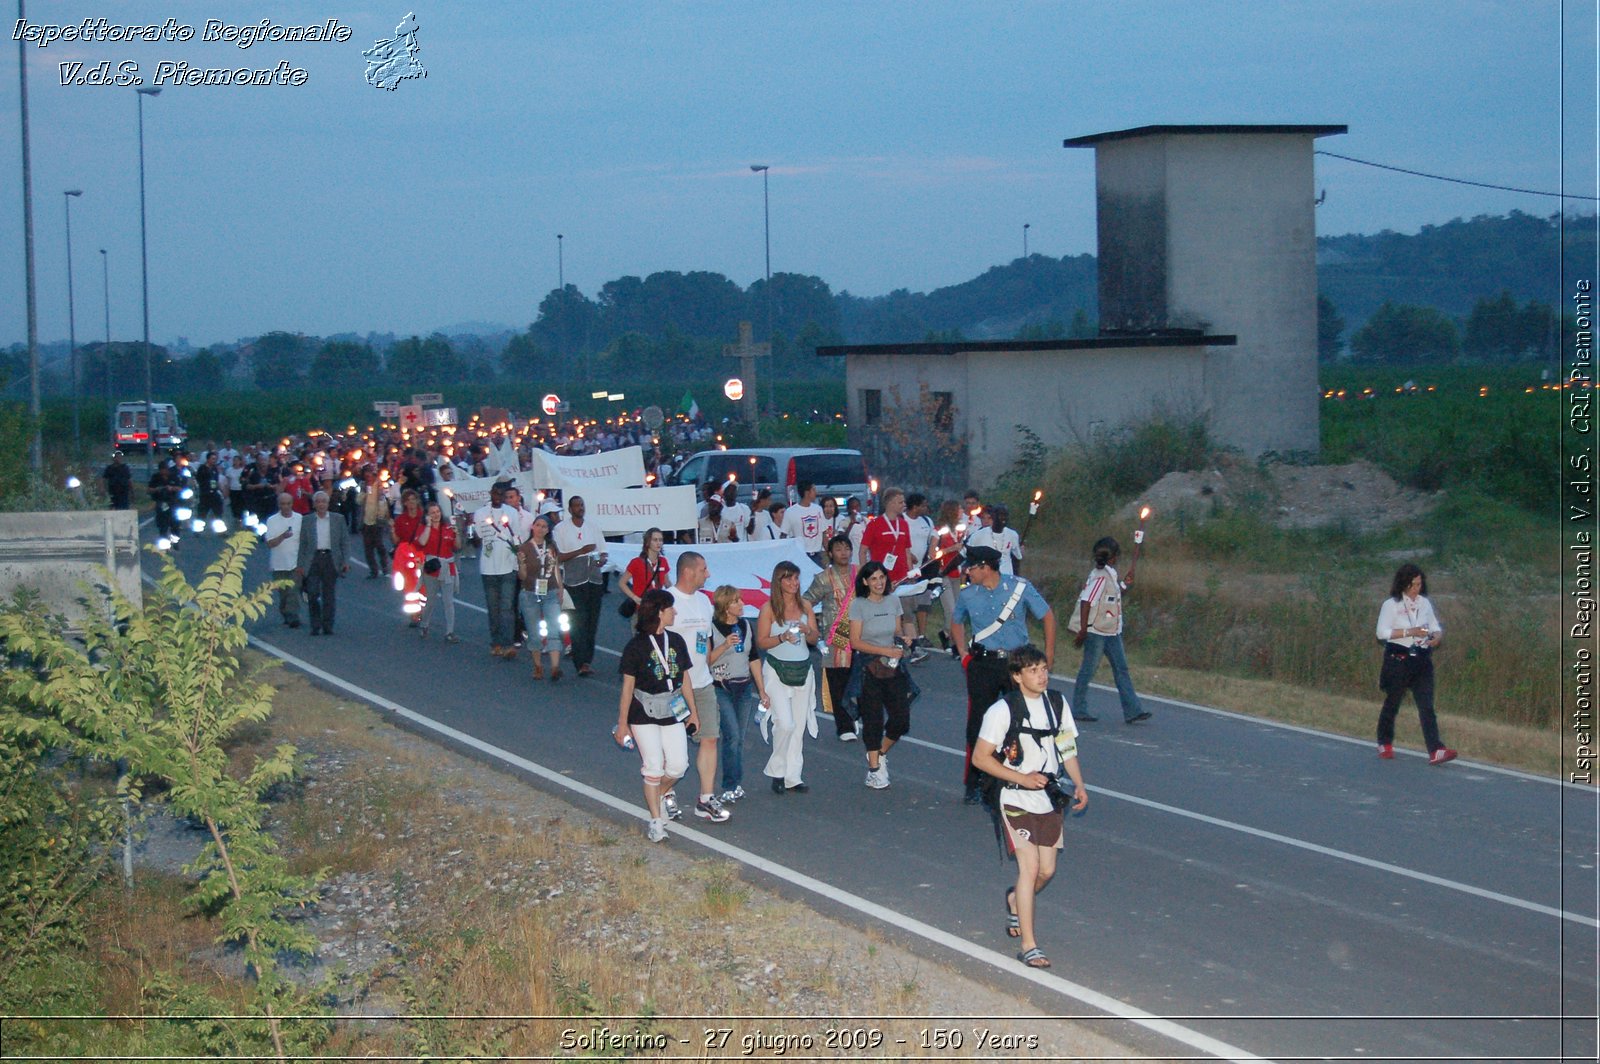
left=950, top=545, right=1057, bottom=803
left=973, top=644, right=1088, bottom=971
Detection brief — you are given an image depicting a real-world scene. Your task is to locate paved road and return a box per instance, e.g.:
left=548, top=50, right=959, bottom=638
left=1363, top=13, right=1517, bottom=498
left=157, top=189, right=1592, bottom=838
left=153, top=534, right=1598, bottom=1062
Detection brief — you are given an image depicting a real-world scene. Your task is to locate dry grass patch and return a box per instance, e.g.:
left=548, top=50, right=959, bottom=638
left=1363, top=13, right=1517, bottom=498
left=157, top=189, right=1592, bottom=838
left=1134, top=665, right=1561, bottom=777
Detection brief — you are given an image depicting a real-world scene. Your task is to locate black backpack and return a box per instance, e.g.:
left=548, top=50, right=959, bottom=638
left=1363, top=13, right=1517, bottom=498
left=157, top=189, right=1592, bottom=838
left=977, top=689, right=1064, bottom=813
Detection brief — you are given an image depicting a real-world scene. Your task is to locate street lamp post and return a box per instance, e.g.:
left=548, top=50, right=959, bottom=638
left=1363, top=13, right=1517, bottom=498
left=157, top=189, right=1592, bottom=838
left=64, top=189, right=83, bottom=451
left=135, top=86, right=160, bottom=470
left=1023, top=222, right=1030, bottom=258
left=19, top=0, right=42, bottom=474
left=100, top=248, right=111, bottom=428
left=750, top=164, right=771, bottom=413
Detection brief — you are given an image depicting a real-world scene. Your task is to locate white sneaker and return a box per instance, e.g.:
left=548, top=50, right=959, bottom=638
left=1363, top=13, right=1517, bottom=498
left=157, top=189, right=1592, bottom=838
left=865, top=764, right=889, bottom=789
left=878, top=758, right=890, bottom=787
left=838, top=730, right=859, bottom=743
left=661, top=791, right=682, bottom=821
left=646, top=818, right=668, bottom=842
left=718, top=785, right=746, bottom=804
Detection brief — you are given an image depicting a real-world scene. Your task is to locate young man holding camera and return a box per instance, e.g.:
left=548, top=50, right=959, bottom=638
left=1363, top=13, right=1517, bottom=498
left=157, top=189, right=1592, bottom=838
left=973, top=644, right=1088, bottom=971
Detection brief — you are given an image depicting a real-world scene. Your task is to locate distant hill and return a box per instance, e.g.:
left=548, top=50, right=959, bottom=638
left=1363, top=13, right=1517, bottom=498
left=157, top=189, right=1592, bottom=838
left=836, top=211, right=1589, bottom=345
left=838, top=253, right=1099, bottom=343
left=1316, top=210, right=1591, bottom=329
left=434, top=320, right=516, bottom=338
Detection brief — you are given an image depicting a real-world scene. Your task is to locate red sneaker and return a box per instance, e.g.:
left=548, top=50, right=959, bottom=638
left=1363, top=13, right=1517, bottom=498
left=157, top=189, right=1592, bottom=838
left=1429, top=747, right=1458, bottom=766
left=1377, top=743, right=1394, bottom=760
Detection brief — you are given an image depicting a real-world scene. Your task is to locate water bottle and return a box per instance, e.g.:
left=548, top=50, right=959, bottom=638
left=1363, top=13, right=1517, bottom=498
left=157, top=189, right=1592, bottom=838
left=611, top=724, right=635, bottom=751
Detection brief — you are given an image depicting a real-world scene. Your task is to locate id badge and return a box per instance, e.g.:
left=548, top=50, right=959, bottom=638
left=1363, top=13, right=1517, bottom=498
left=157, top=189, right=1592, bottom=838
left=883, top=552, right=898, bottom=572
left=695, top=631, right=709, bottom=656
left=535, top=578, right=548, bottom=597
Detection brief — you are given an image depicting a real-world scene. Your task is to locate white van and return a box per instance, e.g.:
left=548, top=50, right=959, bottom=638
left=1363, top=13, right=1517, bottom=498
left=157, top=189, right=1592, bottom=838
left=668, top=447, right=869, bottom=506
left=113, top=401, right=187, bottom=451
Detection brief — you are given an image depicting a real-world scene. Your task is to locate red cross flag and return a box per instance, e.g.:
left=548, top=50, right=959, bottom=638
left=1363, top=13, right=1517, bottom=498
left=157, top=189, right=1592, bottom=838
left=397, top=404, right=424, bottom=429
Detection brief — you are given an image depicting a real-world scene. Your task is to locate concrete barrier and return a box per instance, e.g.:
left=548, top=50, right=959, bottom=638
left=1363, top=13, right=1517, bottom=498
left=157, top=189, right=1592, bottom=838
left=0, top=511, right=143, bottom=627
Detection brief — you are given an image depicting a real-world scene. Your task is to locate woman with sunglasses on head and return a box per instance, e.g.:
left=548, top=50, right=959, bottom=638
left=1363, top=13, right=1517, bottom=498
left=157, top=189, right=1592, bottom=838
left=756, top=561, right=820, bottom=794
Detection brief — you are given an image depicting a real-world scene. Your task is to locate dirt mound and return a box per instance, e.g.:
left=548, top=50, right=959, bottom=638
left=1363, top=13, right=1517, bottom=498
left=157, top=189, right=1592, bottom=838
left=1120, top=459, right=1437, bottom=533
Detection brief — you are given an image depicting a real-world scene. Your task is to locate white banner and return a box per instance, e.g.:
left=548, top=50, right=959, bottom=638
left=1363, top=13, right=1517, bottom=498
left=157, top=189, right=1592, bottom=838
left=530, top=445, right=645, bottom=490
left=661, top=539, right=823, bottom=615
left=437, top=470, right=538, bottom=515
left=582, top=485, right=698, bottom=535
left=437, top=471, right=694, bottom=536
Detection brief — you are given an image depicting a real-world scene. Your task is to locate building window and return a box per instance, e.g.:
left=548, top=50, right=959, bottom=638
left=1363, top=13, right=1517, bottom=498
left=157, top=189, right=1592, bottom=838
left=861, top=388, right=882, bottom=426
left=931, top=391, right=954, bottom=432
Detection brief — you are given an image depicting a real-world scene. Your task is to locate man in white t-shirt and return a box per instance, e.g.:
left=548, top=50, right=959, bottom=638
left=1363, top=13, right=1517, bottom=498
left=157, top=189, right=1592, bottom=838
left=666, top=552, right=731, bottom=824
left=720, top=482, right=751, bottom=542
left=973, top=645, right=1087, bottom=972
left=474, top=480, right=531, bottom=659
left=900, top=492, right=936, bottom=659
left=263, top=492, right=303, bottom=628
left=782, top=480, right=827, bottom=563
left=967, top=504, right=1023, bottom=575
left=552, top=495, right=606, bottom=676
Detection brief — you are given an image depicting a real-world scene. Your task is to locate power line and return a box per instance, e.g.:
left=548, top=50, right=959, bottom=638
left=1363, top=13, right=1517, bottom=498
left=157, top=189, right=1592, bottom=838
left=1315, top=149, right=1599, bottom=201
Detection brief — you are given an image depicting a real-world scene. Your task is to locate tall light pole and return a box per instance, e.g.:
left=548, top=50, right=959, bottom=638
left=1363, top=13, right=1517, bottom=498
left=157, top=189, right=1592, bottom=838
left=750, top=164, right=771, bottom=412
left=64, top=189, right=83, bottom=451
left=557, top=232, right=564, bottom=291
left=19, top=0, right=42, bottom=473
left=100, top=248, right=111, bottom=421
left=135, top=86, right=160, bottom=470
left=1023, top=222, right=1030, bottom=259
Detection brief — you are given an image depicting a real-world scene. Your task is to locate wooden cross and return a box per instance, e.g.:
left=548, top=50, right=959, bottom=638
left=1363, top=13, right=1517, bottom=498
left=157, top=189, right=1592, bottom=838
left=721, top=321, right=770, bottom=425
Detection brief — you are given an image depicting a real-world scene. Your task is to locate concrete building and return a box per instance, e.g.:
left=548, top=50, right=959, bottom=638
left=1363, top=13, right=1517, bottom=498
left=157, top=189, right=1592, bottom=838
left=821, top=123, right=1346, bottom=490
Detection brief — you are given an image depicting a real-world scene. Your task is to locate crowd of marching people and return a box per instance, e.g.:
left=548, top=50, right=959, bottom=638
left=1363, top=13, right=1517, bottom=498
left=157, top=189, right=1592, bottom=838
left=112, top=404, right=1459, bottom=972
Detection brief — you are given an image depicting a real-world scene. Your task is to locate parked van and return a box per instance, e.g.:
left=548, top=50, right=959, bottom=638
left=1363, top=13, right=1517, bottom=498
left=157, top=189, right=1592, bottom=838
left=113, top=401, right=186, bottom=451
left=667, top=447, right=869, bottom=505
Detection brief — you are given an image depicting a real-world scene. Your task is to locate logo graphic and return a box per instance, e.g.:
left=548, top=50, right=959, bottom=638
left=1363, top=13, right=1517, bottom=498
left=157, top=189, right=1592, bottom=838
left=363, top=12, right=425, bottom=90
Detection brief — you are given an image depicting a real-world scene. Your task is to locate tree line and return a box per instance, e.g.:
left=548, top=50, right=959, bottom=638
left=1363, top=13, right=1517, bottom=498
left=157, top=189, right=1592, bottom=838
left=5, top=210, right=1586, bottom=395
left=1318, top=289, right=1562, bottom=365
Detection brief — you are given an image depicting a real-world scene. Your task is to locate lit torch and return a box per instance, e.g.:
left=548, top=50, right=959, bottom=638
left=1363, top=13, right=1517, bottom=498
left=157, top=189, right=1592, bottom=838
left=1019, top=488, right=1044, bottom=544
left=1129, top=505, right=1152, bottom=580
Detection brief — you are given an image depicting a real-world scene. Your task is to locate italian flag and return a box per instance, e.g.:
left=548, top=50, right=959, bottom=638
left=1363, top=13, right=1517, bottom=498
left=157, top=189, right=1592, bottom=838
left=679, top=390, right=700, bottom=418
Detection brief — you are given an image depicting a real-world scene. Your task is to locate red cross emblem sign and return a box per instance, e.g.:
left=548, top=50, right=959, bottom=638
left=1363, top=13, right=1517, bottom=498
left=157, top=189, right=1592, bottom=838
left=398, top=404, right=424, bottom=429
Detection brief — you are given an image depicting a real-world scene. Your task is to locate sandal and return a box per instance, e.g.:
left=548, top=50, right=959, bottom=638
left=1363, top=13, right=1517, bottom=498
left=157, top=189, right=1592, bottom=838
left=532, top=660, right=544, bottom=680
left=1005, top=887, right=1021, bottom=938
left=1018, top=947, right=1051, bottom=969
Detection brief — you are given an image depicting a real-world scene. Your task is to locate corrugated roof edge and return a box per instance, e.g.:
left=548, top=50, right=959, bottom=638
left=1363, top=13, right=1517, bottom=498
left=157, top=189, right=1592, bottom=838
left=1063, top=124, right=1347, bottom=147
left=816, top=335, right=1238, bottom=357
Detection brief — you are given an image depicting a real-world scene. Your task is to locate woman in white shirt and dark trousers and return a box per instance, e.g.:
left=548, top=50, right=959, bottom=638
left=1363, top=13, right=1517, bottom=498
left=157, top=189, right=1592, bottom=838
left=1375, top=563, right=1456, bottom=764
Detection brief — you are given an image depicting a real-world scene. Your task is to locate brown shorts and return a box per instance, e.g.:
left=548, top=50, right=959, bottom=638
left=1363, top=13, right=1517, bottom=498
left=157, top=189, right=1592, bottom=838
left=1003, top=807, right=1064, bottom=849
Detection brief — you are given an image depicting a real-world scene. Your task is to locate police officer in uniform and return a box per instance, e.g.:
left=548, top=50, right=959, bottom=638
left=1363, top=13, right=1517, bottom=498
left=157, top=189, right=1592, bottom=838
left=949, top=545, right=1056, bottom=804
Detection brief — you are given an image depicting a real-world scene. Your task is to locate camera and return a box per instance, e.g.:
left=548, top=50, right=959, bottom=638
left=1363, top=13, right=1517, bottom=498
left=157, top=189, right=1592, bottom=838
left=1041, top=773, right=1074, bottom=812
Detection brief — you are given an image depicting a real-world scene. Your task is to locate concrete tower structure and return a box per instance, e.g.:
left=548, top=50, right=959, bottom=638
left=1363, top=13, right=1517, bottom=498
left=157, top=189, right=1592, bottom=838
left=1064, top=124, right=1346, bottom=457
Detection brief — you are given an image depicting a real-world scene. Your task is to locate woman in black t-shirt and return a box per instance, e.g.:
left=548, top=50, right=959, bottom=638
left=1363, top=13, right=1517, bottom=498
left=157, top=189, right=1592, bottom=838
left=616, top=588, right=699, bottom=842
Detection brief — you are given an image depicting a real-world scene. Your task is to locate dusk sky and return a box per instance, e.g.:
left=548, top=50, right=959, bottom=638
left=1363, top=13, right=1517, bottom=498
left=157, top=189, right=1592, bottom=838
left=3, top=0, right=1595, bottom=349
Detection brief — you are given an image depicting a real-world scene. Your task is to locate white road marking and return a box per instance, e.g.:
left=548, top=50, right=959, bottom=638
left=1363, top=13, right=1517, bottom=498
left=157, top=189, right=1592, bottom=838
left=223, top=549, right=1600, bottom=930
left=896, top=731, right=1597, bottom=928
